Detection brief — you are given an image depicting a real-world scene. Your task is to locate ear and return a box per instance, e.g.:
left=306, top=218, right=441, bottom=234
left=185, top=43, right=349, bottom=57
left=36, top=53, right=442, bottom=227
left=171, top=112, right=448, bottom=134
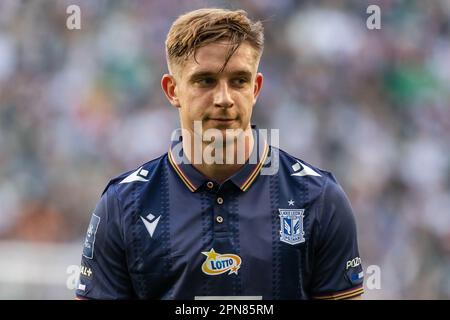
left=161, top=74, right=180, bottom=108
left=253, top=72, right=263, bottom=104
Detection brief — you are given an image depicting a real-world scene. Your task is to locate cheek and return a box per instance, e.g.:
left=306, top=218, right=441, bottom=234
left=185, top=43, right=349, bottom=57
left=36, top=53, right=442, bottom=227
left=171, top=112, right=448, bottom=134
left=239, top=92, right=255, bottom=113
left=180, top=93, right=210, bottom=118
left=242, top=85, right=256, bottom=101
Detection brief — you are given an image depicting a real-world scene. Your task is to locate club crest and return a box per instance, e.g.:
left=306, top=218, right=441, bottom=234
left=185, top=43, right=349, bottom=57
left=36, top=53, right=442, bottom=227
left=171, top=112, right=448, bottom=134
left=279, top=209, right=305, bottom=245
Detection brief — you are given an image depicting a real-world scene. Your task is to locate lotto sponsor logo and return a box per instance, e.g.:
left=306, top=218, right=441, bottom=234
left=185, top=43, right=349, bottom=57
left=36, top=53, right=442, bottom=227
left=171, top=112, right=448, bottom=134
left=201, top=248, right=242, bottom=276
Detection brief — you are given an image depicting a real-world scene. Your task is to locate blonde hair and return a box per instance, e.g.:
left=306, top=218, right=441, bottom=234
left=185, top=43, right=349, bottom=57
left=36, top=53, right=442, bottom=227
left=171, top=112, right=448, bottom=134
left=165, top=8, right=264, bottom=74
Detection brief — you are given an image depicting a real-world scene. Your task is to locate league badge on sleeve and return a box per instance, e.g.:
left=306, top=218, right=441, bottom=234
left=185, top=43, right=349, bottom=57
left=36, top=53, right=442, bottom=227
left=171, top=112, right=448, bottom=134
left=82, top=213, right=100, bottom=259
left=279, top=209, right=305, bottom=245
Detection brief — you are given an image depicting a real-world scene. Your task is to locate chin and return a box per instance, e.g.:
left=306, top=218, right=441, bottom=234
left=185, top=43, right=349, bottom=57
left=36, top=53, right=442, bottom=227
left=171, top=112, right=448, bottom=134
left=204, top=120, right=237, bottom=130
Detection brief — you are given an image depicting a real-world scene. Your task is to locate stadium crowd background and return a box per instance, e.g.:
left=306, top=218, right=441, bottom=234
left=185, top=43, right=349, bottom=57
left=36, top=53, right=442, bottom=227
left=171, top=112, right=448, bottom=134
left=0, top=0, right=449, bottom=299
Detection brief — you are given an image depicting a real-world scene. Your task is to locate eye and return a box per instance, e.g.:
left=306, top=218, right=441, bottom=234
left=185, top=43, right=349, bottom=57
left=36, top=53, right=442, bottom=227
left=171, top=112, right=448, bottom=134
left=231, top=78, right=249, bottom=87
left=195, top=77, right=216, bottom=87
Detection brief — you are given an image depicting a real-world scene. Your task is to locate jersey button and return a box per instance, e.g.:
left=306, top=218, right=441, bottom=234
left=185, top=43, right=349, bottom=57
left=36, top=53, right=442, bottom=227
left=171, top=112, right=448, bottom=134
left=216, top=216, right=224, bottom=223
left=217, top=197, right=224, bottom=205
left=206, top=181, right=214, bottom=189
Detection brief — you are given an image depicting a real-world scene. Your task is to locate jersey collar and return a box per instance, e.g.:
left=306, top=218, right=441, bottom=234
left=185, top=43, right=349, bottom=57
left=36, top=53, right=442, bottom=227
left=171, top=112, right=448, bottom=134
left=168, top=126, right=269, bottom=193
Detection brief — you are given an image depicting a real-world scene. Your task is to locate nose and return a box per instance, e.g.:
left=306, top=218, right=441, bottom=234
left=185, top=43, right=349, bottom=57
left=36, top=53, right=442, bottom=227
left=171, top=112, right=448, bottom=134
left=213, top=81, right=234, bottom=108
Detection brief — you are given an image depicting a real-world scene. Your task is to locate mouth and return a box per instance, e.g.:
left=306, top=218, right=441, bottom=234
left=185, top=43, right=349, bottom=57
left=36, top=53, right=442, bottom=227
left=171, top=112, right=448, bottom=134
left=207, top=118, right=236, bottom=124
left=209, top=118, right=235, bottom=128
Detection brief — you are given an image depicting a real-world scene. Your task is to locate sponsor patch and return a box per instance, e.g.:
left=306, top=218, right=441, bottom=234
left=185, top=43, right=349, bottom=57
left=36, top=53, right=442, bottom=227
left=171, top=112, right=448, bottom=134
left=82, top=213, right=100, bottom=259
left=201, top=248, right=241, bottom=276
left=345, top=257, right=364, bottom=285
left=346, top=268, right=364, bottom=286
left=80, top=265, right=93, bottom=278
left=346, top=257, right=362, bottom=270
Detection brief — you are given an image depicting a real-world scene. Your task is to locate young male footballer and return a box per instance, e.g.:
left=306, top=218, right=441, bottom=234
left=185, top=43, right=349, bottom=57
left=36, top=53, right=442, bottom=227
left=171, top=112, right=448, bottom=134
left=76, top=8, right=364, bottom=300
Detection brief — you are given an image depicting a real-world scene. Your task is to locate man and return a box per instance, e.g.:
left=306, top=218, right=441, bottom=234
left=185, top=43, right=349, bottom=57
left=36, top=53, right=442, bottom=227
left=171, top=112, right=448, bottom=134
left=75, top=8, right=364, bottom=300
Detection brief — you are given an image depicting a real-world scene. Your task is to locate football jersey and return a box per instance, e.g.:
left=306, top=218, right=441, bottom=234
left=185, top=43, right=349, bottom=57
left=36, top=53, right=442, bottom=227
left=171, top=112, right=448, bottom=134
left=76, top=128, right=364, bottom=300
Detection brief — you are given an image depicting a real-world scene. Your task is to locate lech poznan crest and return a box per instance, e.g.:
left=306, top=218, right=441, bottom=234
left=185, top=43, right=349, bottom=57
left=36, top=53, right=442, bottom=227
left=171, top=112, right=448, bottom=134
left=279, top=209, right=305, bottom=245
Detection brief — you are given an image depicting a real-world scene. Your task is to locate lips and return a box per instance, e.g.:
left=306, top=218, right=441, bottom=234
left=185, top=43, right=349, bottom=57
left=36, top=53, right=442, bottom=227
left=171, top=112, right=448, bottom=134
left=208, top=119, right=236, bottom=126
left=207, top=115, right=236, bottom=121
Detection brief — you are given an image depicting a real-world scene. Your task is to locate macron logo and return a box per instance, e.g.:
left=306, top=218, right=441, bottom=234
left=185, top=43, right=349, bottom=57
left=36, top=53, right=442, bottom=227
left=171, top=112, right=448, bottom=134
left=140, top=213, right=161, bottom=238
left=119, top=167, right=149, bottom=184
left=291, top=161, right=321, bottom=177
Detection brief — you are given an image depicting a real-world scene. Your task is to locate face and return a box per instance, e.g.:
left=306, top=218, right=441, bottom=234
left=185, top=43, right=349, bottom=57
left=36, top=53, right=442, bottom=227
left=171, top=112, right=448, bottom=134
left=162, top=41, right=263, bottom=137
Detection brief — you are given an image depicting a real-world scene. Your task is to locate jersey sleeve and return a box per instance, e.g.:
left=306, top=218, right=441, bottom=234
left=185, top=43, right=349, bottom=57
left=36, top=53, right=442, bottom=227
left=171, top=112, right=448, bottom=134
left=75, top=184, right=134, bottom=299
left=310, top=176, right=364, bottom=300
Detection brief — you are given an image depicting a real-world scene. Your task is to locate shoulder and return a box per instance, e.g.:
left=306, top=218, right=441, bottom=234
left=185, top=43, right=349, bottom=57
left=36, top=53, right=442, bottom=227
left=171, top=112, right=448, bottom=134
left=274, top=148, right=358, bottom=244
left=276, top=147, right=357, bottom=232
left=101, top=153, right=169, bottom=200
left=273, top=146, right=341, bottom=198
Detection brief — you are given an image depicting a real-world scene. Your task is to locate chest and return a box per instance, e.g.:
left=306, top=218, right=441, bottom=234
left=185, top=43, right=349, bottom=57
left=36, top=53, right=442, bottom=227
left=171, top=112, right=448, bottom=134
left=123, top=180, right=318, bottom=277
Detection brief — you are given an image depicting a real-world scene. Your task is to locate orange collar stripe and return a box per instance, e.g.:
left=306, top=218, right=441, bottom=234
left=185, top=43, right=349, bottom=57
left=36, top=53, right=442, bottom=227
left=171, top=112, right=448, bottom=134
left=168, top=150, right=196, bottom=192
left=240, top=142, right=269, bottom=192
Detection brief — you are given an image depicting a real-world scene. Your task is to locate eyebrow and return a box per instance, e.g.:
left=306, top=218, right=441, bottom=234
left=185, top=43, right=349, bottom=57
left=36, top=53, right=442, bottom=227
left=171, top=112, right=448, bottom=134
left=188, top=70, right=252, bottom=81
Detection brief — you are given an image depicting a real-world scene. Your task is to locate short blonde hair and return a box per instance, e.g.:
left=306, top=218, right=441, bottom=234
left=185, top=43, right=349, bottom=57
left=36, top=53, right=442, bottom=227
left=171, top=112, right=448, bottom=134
left=165, top=8, right=264, bottom=74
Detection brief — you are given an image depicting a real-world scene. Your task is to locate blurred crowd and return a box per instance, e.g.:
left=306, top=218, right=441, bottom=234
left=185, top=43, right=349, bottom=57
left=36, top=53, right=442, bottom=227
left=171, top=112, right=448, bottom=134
left=0, top=0, right=449, bottom=299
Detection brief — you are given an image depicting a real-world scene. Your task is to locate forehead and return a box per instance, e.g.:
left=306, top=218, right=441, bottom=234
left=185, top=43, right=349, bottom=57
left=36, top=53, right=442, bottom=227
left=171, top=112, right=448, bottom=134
left=181, top=41, right=259, bottom=77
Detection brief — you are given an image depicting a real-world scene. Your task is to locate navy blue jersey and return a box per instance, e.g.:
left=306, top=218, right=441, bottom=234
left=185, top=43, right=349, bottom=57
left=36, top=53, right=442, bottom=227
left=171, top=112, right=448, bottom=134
left=76, top=130, right=364, bottom=300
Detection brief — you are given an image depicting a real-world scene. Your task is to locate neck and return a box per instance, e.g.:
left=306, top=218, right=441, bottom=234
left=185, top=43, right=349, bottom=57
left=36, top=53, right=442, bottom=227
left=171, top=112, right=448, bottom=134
left=182, top=126, right=254, bottom=183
